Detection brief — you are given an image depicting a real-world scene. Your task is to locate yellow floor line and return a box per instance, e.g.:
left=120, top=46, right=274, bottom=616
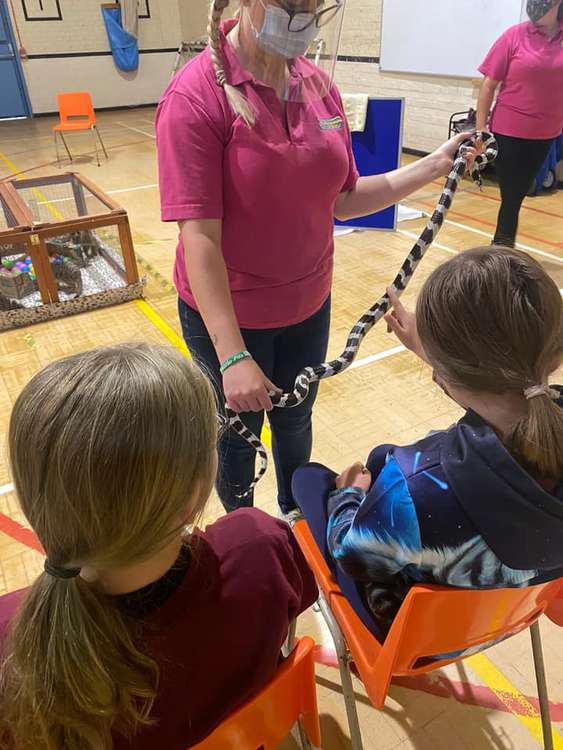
left=0, top=150, right=63, bottom=222
left=134, top=299, right=272, bottom=449
left=0, top=150, right=24, bottom=178
left=468, top=652, right=563, bottom=749
left=134, top=299, right=190, bottom=355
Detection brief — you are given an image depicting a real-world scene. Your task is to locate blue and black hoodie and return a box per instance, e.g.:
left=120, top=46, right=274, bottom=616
left=292, top=387, right=563, bottom=645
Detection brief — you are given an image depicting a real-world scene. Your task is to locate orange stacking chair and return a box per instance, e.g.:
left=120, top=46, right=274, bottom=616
left=191, top=636, right=322, bottom=750
left=293, top=518, right=562, bottom=750
left=53, top=92, right=108, bottom=167
left=546, top=580, right=563, bottom=627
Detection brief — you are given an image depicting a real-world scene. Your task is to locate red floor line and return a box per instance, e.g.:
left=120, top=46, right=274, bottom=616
left=416, top=198, right=563, bottom=251
left=430, top=179, right=563, bottom=221
left=0, top=513, right=43, bottom=554
left=313, top=646, right=563, bottom=721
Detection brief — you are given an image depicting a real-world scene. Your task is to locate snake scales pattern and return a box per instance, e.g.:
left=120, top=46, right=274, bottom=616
left=225, top=132, right=498, bottom=497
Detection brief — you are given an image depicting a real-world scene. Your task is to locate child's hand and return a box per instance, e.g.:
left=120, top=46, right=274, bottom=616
left=336, top=462, right=372, bottom=492
left=384, top=289, right=428, bottom=363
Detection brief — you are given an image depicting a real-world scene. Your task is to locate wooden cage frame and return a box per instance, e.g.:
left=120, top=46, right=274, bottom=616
left=0, top=172, right=143, bottom=329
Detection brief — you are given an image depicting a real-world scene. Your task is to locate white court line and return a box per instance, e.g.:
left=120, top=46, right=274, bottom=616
left=37, top=196, right=73, bottom=206
left=348, top=344, right=406, bottom=371
left=0, top=483, right=14, bottom=496
left=116, top=122, right=156, bottom=139
left=397, top=229, right=457, bottom=256
left=37, top=183, right=159, bottom=206
left=107, top=183, right=158, bottom=195
left=437, top=217, right=563, bottom=267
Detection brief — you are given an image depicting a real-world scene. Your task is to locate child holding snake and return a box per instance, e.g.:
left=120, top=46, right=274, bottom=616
left=293, top=246, right=563, bottom=643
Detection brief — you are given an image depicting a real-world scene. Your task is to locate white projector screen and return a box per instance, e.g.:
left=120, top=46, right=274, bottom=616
left=380, top=0, right=526, bottom=79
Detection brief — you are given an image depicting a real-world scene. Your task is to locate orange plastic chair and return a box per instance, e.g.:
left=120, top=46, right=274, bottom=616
left=191, top=636, right=321, bottom=750
left=546, top=580, right=563, bottom=627
left=293, top=519, right=562, bottom=750
left=53, top=92, right=108, bottom=167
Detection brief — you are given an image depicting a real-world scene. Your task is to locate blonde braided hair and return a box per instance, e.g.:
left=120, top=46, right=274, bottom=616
left=208, top=0, right=257, bottom=126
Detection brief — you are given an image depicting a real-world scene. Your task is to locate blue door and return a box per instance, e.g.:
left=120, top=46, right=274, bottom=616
left=0, top=0, right=31, bottom=119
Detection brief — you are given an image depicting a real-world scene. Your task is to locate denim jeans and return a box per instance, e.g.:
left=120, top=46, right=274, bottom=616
left=178, top=296, right=331, bottom=514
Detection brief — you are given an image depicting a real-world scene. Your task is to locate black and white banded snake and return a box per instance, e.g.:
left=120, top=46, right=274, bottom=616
left=224, top=131, right=498, bottom=497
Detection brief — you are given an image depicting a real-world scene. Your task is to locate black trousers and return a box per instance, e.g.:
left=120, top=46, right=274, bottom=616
left=493, top=133, right=553, bottom=247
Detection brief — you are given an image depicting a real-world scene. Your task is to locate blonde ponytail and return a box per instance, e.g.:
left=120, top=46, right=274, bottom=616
left=1, top=575, right=157, bottom=749
left=208, top=0, right=257, bottom=126
left=0, top=344, right=218, bottom=750
left=508, top=390, right=563, bottom=479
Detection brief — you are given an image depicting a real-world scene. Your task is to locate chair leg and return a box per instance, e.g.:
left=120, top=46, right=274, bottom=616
left=91, top=127, right=100, bottom=167
left=317, top=594, right=364, bottom=750
left=530, top=621, right=554, bottom=750
left=54, top=132, right=60, bottom=168
left=296, top=720, right=313, bottom=750
left=94, top=126, right=109, bottom=160
left=286, top=619, right=297, bottom=654
left=59, top=132, right=73, bottom=163
left=285, top=621, right=315, bottom=748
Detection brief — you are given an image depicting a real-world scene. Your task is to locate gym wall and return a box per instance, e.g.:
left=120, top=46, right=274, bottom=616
left=9, top=0, right=479, bottom=150
left=8, top=0, right=191, bottom=113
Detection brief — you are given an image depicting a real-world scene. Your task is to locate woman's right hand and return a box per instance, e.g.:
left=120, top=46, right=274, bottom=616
left=223, top=358, right=280, bottom=413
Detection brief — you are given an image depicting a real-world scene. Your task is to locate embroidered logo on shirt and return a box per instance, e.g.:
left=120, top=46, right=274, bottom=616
left=319, top=116, right=344, bottom=131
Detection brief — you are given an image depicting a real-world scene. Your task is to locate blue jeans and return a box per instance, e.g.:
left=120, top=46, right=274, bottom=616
left=178, top=296, right=331, bottom=514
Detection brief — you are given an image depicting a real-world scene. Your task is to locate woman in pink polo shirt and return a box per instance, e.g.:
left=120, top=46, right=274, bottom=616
left=477, top=0, right=563, bottom=246
left=156, top=0, right=475, bottom=515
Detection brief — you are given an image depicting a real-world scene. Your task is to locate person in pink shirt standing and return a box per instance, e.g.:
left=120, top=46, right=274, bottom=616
left=156, top=0, right=476, bottom=515
left=477, top=0, right=563, bottom=246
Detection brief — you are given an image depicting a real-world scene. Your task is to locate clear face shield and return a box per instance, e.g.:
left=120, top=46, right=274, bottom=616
left=241, top=0, right=346, bottom=102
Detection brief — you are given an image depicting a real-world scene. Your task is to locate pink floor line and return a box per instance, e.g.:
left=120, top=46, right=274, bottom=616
left=313, top=644, right=563, bottom=721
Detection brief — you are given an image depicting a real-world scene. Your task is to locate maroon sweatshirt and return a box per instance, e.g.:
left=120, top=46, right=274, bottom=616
left=0, top=509, right=318, bottom=748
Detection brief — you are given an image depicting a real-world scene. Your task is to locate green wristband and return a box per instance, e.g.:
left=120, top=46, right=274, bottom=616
left=220, top=350, right=252, bottom=374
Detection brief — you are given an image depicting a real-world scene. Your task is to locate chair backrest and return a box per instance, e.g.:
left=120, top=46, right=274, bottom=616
left=385, top=581, right=562, bottom=673
left=57, top=92, right=96, bottom=126
left=545, top=580, right=563, bottom=626
left=190, top=637, right=321, bottom=750
left=292, top=518, right=563, bottom=709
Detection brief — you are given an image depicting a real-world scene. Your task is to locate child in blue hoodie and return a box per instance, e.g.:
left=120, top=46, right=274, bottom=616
left=293, top=246, right=563, bottom=643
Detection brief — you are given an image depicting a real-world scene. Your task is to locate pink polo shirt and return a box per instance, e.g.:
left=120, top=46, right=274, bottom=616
left=156, top=20, right=358, bottom=329
left=479, top=20, right=563, bottom=139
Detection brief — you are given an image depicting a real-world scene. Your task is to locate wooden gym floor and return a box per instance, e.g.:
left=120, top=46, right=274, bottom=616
left=1, top=108, right=562, bottom=749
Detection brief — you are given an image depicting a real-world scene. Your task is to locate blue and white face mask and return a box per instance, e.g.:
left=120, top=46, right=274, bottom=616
left=251, top=3, right=320, bottom=59
left=526, top=0, right=557, bottom=23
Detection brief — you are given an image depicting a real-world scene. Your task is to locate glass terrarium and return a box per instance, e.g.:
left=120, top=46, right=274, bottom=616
left=0, top=173, right=143, bottom=330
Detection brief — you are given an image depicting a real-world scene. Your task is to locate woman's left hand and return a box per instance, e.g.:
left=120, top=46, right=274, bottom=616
left=428, top=132, right=483, bottom=178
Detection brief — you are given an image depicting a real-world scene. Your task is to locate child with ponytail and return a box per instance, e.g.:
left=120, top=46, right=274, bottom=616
left=293, top=247, right=563, bottom=642
left=0, top=343, right=316, bottom=749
